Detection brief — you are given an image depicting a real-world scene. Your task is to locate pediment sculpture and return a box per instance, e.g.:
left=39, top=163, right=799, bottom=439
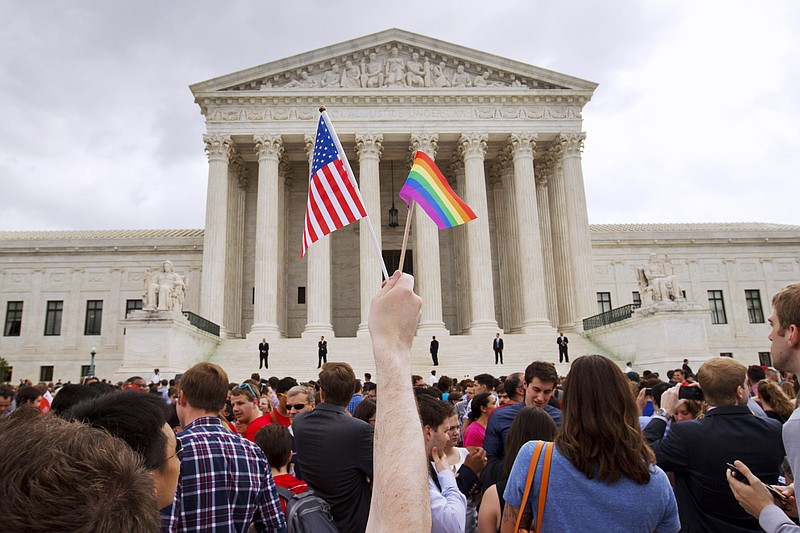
left=635, top=254, right=685, bottom=306
left=242, top=45, right=557, bottom=92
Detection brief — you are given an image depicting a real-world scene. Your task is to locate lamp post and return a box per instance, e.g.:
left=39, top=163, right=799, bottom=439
left=89, top=346, right=96, bottom=377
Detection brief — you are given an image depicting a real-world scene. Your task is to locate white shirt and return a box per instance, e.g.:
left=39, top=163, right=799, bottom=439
left=429, top=468, right=467, bottom=533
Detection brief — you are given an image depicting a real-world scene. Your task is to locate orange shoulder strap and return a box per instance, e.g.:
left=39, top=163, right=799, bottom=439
left=513, top=440, right=546, bottom=532
left=533, top=442, right=555, bottom=533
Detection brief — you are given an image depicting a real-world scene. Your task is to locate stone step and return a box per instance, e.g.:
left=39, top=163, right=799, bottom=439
left=206, top=330, right=623, bottom=384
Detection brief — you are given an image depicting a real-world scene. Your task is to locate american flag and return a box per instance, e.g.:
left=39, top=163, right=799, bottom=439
left=301, top=114, right=367, bottom=258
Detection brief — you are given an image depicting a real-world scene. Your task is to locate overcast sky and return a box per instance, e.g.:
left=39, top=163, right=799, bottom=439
left=1, top=1, right=798, bottom=231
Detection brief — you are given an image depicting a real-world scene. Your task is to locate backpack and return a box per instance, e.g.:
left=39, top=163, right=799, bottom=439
left=275, top=485, right=339, bottom=533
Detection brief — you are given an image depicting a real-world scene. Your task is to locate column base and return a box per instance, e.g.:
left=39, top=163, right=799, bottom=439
left=416, top=322, right=449, bottom=337
left=518, top=320, right=553, bottom=334
left=466, top=321, right=499, bottom=334
left=301, top=324, right=335, bottom=339
left=356, top=326, right=372, bottom=338
left=247, top=323, right=281, bottom=339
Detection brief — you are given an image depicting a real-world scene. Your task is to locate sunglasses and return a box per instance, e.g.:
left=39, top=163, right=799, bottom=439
left=287, top=403, right=309, bottom=411
left=236, top=383, right=259, bottom=399
left=156, top=439, right=183, bottom=468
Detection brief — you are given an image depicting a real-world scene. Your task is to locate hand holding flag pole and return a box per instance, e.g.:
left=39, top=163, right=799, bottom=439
left=301, top=107, right=389, bottom=281
left=397, top=151, right=478, bottom=271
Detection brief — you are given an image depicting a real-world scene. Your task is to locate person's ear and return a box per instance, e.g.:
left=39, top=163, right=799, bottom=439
left=788, top=324, right=800, bottom=348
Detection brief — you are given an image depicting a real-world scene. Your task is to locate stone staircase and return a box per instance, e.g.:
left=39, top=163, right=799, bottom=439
left=206, top=328, right=623, bottom=384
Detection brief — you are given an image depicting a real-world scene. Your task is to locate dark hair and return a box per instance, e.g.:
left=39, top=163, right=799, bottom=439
left=411, top=374, right=424, bottom=386
left=318, top=362, right=357, bottom=406
left=254, top=424, right=292, bottom=469
left=0, top=387, right=13, bottom=400
left=747, top=365, right=766, bottom=384
left=416, top=394, right=454, bottom=429
left=436, top=375, right=452, bottom=393
left=67, top=391, right=169, bottom=472
left=504, top=372, right=524, bottom=401
left=556, top=354, right=655, bottom=484
left=0, top=412, right=160, bottom=531
left=16, top=386, right=42, bottom=406
left=364, top=373, right=372, bottom=381
left=651, top=382, right=671, bottom=408
left=468, top=392, right=493, bottom=422
left=276, top=377, right=299, bottom=395
left=524, top=361, right=558, bottom=387
left=50, top=384, right=101, bottom=417
left=353, top=398, right=376, bottom=424
left=474, top=373, right=495, bottom=391
left=503, top=407, right=558, bottom=474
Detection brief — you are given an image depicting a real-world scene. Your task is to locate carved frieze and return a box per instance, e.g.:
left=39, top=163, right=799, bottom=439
left=223, top=43, right=568, bottom=93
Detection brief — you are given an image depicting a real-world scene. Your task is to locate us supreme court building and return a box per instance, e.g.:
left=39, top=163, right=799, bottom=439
left=2, top=30, right=799, bottom=382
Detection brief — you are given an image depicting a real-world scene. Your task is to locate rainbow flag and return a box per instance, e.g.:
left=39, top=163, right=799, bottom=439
left=399, top=151, right=477, bottom=229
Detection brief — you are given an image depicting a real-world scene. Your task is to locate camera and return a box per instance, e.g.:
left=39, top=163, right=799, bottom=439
left=678, top=385, right=704, bottom=401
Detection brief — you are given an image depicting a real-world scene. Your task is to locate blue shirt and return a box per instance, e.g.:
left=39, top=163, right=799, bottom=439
left=346, top=393, right=363, bottom=415
left=504, top=441, right=680, bottom=533
left=484, top=402, right=562, bottom=460
left=161, top=416, right=286, bottom=532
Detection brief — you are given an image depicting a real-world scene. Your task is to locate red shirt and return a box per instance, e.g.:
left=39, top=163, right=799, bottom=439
left=273, top=473, right=308, bottom=513
left=269, top=409, right=292, bottom=427
left=242, top=415, right=271, bottom=442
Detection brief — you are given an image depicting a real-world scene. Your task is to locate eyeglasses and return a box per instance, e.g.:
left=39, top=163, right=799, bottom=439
left=288, top=403, right=309, bottom=411
left=155, top=439, right=183, bottom=468
left=237, top=383, right=259, bottom=399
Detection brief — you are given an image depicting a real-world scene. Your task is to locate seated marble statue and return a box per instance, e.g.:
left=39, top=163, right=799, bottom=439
left=143, top=261, right=186, bottom=312
left=636, top=254, right=684, bottom=304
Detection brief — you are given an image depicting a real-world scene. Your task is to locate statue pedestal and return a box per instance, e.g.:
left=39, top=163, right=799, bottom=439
left=114, top=311, right=220, bottom=381
left=585, top=302, right=710, bottom=375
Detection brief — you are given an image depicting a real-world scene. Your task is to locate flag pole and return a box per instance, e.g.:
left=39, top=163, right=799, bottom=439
left=398, top=201, right=414, bottom=273
left=319, top=107, right=390, bottom=281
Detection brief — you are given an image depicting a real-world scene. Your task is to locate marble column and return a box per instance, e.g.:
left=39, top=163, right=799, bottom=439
left=250, top=134, right=283, bottom=337
left=449, top=158, right=471, bottom=334
left=410, top=133, right=447, bottom=334
left=547, top=143, right=576, bottom=330
left=490, top=164, right=511, bottom=331
left=355, top=133, right=383, bottom=336
left=200, top=134, right=234, bottom=334
left=459, top=133, right=498, bottom=332
left=225, top=154, right=247, bottom=338
left=278, top=160, right=293, bottom=335
left=508, top=133, right=550, bottom=331
left=534, top=157, right=559, bottom=327
left=302, top=134, right=334, bottom=338
left=559, top=132, right=596, bottom=325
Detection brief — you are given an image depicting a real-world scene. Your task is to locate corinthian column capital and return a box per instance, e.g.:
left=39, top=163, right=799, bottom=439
left=507, top=133, right=537, bottom=159
left=203, top=134, right=234, bottom=162
left=253, top=134, right=284, bottom=162
left=558, top=132, right=586, bottom=155
left=354, top=133, right=384, bottom=161
left=409, top=132, right=439, bottom=159
left=458, top=132, right=488, bottom=160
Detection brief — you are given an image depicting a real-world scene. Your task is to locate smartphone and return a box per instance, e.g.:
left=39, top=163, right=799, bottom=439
left=679, top=386, right=704, bottom=401
left=727, top=463, right=788, bottom=502
left=645, top=388, right=653, bottom=396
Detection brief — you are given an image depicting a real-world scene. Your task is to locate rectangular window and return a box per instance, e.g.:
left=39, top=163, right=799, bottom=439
left=4, top=301, right=23, bottom=336
left=632, top=291, right=641, bottom=307
left=298, top=287, right=306, bottom=305
left=125, top=299, right=142, bottom=317
left=759, top=352, right=773, bottom=367
left=597, top=292, right=612, bottom=314
left=40, top=365, right=54, bottom=382
left=708, top=290, right=727, bottom=324
left=720, top=352, right=733, bottom=358
left=44, top=300, right=63, bottom=336
left=84, top=300, right=103, bottom=336
left=1, top=365, right=11, bottom=382
left=80, top=365, right=92, bottom=378
left=745, top=290, right=765, bottom=324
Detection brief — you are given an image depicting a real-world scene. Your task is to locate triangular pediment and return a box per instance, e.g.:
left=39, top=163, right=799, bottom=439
left=191, top=29, right=597, bottom=95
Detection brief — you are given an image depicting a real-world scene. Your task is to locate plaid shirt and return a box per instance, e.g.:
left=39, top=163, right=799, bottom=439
left=346, top=393, right=363, bottom=415
left=161, top=416, right=286, bottom=532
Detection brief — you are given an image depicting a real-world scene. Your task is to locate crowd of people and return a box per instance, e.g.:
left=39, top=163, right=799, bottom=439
left=2, top=276, right=800, bottom=533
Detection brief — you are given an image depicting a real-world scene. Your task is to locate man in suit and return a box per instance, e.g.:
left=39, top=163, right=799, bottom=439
left=317, top=336, right=327, bottom=369
left=258, top=338, right=269, bottom=369
left=493, top=333, right=504, bottom=365
left=430, top=335, right=439, bottom=366
left=644, top=357, right=785, bottom=532
left=556, top=332, right=569, bottom=363
left=293, top=362, right=373, bottom=533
